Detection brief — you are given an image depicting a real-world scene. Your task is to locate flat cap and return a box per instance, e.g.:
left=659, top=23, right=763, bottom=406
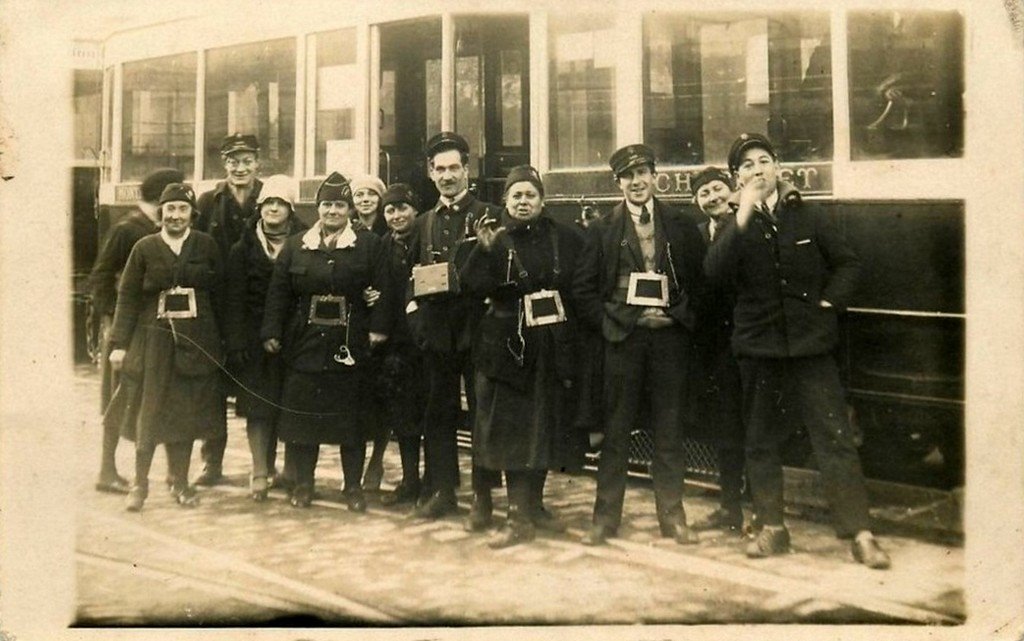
left=220, top=132, right=260, bottom=156
left=425, top=131, right=470, bottom=160
left=727, top=133, right=776, bottom=173
left=609, top=144, right=656, bottom=178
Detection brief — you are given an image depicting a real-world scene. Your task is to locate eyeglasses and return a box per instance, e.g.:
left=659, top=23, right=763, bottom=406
left=224, top=157, right=257, bottom=169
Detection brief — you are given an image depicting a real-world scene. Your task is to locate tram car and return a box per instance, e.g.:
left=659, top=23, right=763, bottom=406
left=70, top=1, right=967, bottom=493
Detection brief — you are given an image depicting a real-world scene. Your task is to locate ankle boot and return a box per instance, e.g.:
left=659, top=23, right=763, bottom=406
left=464, top=491, right=494, bottom=532
left=488, top=513, right=535, bottom=549
left=124, top=483, right=148, bottom=512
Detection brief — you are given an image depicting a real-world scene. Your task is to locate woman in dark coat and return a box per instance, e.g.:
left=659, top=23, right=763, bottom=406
left=349, top=173, right=390, bottom=490
left=261, top=172, right=391, bottom=510
left=224, top=175, right=308, bottom=501
left=459, top=165, right=585, bottom=548
left=106, top=183, right=226, bottom=511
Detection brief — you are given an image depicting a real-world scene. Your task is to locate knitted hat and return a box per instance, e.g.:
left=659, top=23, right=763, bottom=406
left=503, top=164, right=545, bottom=197
left=348, top=174, right=386, bottom=197
left=690, top=167, right=734, bottom=195
left=381, top=183, right=422, bottom=211
left=257, top=174, right=297, bottom=210
left=158, top=183, right=197, bottom=209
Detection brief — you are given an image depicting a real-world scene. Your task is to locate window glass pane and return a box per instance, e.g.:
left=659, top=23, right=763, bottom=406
left=74, top=69, right=103, bottom=162
left=549, top=14, right=616, bottom=169
left=501, top=50, right=524, bottom=147
left=847, top=11, right=963, bottom=160
left=205, top=38, right=295, bottom=178
left=379, top=69, right=397, bottom=147
left=643, top=13, right=831, bottom=166
left=104, top=66, right=114, bottom=158
left=455, top=55, right=483, bottom=177
left=314, top=28, right=358, bottom=176
left=425, top=59, right=442, bottom=141
left=121, top=53, right=197, bottom=181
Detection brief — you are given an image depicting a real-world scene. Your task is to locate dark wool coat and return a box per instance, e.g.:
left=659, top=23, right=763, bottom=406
left=703, top=182, right=860, bottom=359
left=572, top=197, right=707, bottom=342
left=89, top=208, right=159, bottom=316
left=103, top=231, right=226, bottom=447
left=195, top=179, right=263, bottom=261
left=223, top=215, right=308, bottom=421
left=459, top=213, right=586, bottom=472
left=260, top=224, right=391, bottom=446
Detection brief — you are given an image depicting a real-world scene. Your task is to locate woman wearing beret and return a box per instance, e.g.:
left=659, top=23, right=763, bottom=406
left=459, top=165, right=586, bottom=548
left=261, top=172, right=391, bottom=510
left=348, top=173, right=390, bottom=492
left=106, top=183, right=226, bottom=511
left=224, top=175, right=308, bottom=501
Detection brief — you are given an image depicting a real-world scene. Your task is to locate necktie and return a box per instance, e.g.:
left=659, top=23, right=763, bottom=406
left=639, top=207, right=651, bottom=225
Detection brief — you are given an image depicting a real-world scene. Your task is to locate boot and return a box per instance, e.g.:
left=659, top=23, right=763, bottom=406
left=488, top=515, right=535, bottom=549
left=464, top=491, right=494, bottom=532
left=124, top=483, right=148, bottom=512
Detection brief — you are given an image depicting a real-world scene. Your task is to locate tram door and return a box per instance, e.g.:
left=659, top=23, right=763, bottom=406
left=452, top=16, right=530, bottom=204
left=378, top=19, right=443, bottom=205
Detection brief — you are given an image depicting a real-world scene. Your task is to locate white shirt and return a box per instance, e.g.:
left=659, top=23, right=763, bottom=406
left=625, top=199, right=653, bottom=224
left=160, top=227, right=191, bottom=255
left=438, top=189, right=469, bottom=209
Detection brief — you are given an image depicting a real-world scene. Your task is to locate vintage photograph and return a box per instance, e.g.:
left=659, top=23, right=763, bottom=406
left=0, top=0, right=1021, bottom=639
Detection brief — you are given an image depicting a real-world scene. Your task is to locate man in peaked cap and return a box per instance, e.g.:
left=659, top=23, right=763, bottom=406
left=89, top=167, right=184, bottom=494
left=193, top=132, right=263, bottom=486
left=706, top=133, right=890, bottom=569
left=406, top=131, right=502, bottom=528
left=573, top=144, right=707, bottom=546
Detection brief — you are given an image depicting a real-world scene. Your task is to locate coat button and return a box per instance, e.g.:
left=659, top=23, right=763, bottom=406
left=328, top=259, right=334, bottom=265
left=781, top=278, right=788, bottom=285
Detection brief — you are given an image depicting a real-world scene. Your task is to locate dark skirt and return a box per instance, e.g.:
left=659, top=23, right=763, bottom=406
left=234, top=347, right=286, bottom=423
left=473, top=345, right=582, bottom=472
left=108, top=372, right=225, bottom=448
left=277, top=369, right=365, bottom=447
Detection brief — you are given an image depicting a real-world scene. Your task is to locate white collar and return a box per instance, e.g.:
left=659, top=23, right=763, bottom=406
left=625, top=198, right=653, bottom=221
left=439, top=190, right=469, bottom=208
left=763, top=188, right=779, bottom=213
left=301, top=220, right=357, bottom=250
left=160, top=227, right=191, bottom=255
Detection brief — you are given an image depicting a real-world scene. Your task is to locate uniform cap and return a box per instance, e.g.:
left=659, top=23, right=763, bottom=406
left=727, top=133, right=777, bottom=173
left=220, top=132, right=260, bottom=156
left=140, top=167, right=185, bottom=204
left=381, top=183, right=421, bottom=211
left=257, top=174, right=297, bottom=209
left=159, top=183, right=197, bottom=209
left=609, top=144, right=656, bottom=178
left=425, top=131, right=470, bottom=160
left=316, top=171, right=352, bottom=204
left=690, top=166, right=734, bottom=195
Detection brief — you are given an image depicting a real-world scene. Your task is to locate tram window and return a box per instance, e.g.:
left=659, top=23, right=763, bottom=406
left=121, top=53, right=197, bottom=181
left=204, top=38, right=296, bottom=178
left=425, top=59, right=442, bottom=140
left=847, top=11, right=963, bottom=161
left=642, top=13, right=832, bottom=166
left=103, top=66, right=114, bottom=159
left=501, top=50, right=524, bottom=148
left=74, top=69, right=102, bottom=162
left=549, top=15, right=616, bottom=169
left=314, top=28, right=357, bottom=176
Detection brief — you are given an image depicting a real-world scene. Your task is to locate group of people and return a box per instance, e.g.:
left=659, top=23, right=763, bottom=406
left=90, top=128, right=891, bottom=569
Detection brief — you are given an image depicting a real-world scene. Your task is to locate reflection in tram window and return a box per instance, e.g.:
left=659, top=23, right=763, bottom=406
left=643, top=13, right=832, bottom=166
left=204, top=38, right=295, bottom=177
left=314, top=28, right=357, bottom=176
left=74, top=69, right=102, bottom=162
left=501, top=51, right=524, bottom=148
left=847, top=11, right=963, bottom=161
left=549, top=15, right=616, bottom=169
left=121, top=53, right=196, bottom=180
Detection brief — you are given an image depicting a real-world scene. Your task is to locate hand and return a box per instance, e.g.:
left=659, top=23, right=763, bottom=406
left=362, top=287, right=381, bottom=307
left=108, top=348, right=127, bottom=371
left=473, top=216, right=504, bottom=252
left=369, top=332, right=388, bottom=347
left=263, top=338, right=282, bottom=354
left=589, top=432, right=605, bottom=449
left=819, top=299, right=833, bottom=309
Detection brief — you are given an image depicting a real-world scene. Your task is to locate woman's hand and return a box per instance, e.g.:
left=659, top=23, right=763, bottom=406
left=369, top=332, right=388, bottom=347
left=473, top=216, right=504, bottom=252
left=362, top=286, right=381, bottom=307
left=263, top=338, right=282, bottom=354
left=109, top=348, right=127, bottom=372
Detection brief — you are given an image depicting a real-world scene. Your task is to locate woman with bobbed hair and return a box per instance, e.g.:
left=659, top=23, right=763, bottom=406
left=459, top=165, right=586, bottom=548
left=261, top=172, right=391, bottom=510
left=106, top=183, right=226, bottom=511
left=224, top=174, right=308, bottom=500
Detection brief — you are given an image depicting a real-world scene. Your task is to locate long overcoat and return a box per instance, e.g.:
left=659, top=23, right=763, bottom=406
left=103, top=231, right=226, bottom=447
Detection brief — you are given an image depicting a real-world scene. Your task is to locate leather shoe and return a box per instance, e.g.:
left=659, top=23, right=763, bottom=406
left=413, top=491, right=457, bottom=519
left=171, top=484, right=200, bottom=508
left=659, top=520, right=700, bottom=545
left=290, top=484, right=313, bottom=508
left=250, top=475, right=269, bottom=502
left=852, top=534, right=891, bottom=570
left=380, top=481, right=421, bottom=506
left=746, top=526, right=791, bottom=558
left=124, top=484, right=148, bottom=512
left=194, top=469, right=224, bottom=487
left=344, top=489, right=367, bottom=513
left=95, top=475, right=131, bottom=495
left=532, top=505, right=568, bottom=533
left=488, top=520, right=536, bottom=549
left=580, top=524, right=616, bottom=546
left=690, top=507, right=743, bottom=534
left=464, top=492, right=494, bottom=532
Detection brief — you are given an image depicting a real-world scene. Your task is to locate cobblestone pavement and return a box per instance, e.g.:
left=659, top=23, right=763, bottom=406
left=72, top=368, right=964, bottom=627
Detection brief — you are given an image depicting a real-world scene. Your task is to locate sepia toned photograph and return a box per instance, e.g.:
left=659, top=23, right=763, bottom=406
left=0, top=0, right=1021, bottom=640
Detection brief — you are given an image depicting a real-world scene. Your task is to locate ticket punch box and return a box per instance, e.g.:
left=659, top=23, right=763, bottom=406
left=626, top=272, right=669, bottom=307
left=412, top=262, right=458, bottom=298
left=308, top=294, right=348, bottom=326
left=157, top=286, right=198, bottom=319
left=523, top=289, right=567, bottom=327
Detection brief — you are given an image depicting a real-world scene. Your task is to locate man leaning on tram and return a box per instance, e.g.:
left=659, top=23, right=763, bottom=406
left=193, top=132, right=264, bottom=487
left=703, top=132, right=890, bottom=569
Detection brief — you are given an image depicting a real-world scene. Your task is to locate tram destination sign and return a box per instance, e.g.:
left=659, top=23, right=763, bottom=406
left=543, top=162, right=832, bottom=200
